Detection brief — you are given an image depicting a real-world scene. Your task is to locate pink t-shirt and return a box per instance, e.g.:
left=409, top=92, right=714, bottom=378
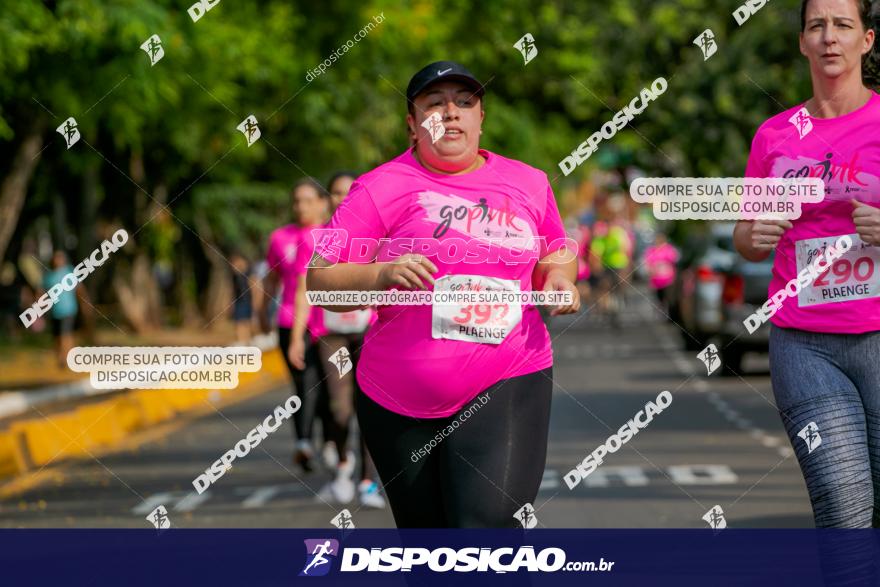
left=266, top=224, right=319, bottom=329
left=306, top=224, right=377, bottom=340
left=644, top=243, right=678, bottom=290
left=746, top=91, right=880, bottom=333
left=266, top=225, right=302, bottom=329
left=576, top=225, right=591, bottom=281
left=319, top=148, right=567, bottom=418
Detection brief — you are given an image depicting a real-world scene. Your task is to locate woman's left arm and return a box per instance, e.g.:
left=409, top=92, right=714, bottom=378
left=532, top=183, right=580, bottom=315
left=532, top=241, right=579, bottom=316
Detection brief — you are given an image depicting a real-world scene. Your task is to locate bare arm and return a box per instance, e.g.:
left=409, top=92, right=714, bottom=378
left=734, top=219, right=791, bottom=262
left=532, top=247, right=580, bottom=316
left=532, top=247, right=577, bottom=290
left=291, top=274, right=310, bottom=342
left=260, top=270, right=279, bottom=333
left=307, top=253, right=438, bottom=312
left=283, top=274, right=313, bottom=370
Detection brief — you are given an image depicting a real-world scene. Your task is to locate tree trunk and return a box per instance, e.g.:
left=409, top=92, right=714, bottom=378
left=193, top=212, right=233, bottom=330
left=109, top=151, right=163, bottom=333
left=112, top=254, right=160, bottom=334
left=0, top=129, right=45, bottom=262
left=177, top=253, right=203, bottom=328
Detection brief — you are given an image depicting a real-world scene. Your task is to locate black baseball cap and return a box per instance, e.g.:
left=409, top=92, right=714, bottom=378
left=406, top=61, right=485, bottom=107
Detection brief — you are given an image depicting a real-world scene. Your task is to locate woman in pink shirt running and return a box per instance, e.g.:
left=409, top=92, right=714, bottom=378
left=308, top=171, right=386, bottom=508
left=264, top=178, right=329, bottom=472
left=307, top=61, right=579, bottom=527
left=735, top=0, right=880, bottom=528
left=644, top=233, right=679, bottom=309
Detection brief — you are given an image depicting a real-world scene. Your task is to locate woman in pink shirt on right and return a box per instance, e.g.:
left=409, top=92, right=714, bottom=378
left=644, top=233, right=679, bottom=309
left=735, top=0, right=880, bottom=528
left=307, top=61, right=579, bottom=528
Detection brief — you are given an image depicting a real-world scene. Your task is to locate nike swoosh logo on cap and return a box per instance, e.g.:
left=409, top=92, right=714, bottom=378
left=438, top=68, right=453, bottom=75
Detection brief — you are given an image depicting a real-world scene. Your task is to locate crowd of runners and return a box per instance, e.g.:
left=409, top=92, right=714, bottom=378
left=254, top=0, right=880, bottom=532
left=4, top=0, right=869, bottom=533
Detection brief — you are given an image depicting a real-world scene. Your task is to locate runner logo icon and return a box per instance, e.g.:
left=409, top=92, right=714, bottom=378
left=330, top=508, right=356, bottom=529
left=514, top=503, right=538, bottom=528
left=236, top=115, right=261, bottom=147
left=140, top=34, right=164, bottom=66
left=797, top=421, right=822, bottom=454
left=694, top=29, right=717, bottom=61
left=57, top=117, right=80, bottom=149
left=421, top=111, right=446, bottom=143
left=702, top=505, right=727, bottom=530
left=697, top=344, right=721, bottom=375
left=309, top=228, right=347, bottom=267
left=328, top=347, right=352, bottom=377
left=514, top=33, right=538, bottom=65
left=789, top=107, right=813, bottom=139
left=146, top=505, right=171, bottom=529
left=300, top=539, right=339, bottom=577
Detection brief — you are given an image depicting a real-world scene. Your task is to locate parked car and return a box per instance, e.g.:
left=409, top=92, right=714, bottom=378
left=668, top=222, right=774, bottom=375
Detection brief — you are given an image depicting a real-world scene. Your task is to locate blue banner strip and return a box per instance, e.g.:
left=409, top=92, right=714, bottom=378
left=1, top=529, right=878, bottom=586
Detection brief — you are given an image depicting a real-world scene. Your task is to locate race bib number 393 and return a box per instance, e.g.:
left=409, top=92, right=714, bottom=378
left=431, top=275, right=522, bottom=344
left=795, top=233, right=880, bottom=307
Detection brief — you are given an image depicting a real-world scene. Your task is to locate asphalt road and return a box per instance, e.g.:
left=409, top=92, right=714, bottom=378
left=0, top=287, right=813, bottom=529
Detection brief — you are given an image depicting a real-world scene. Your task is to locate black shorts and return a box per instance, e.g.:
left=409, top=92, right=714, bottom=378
left=51, top=315, right=76, bottom=336
left=232, top=300, right=252, bottom=321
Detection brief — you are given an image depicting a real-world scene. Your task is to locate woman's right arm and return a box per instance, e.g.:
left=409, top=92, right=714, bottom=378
left=307, top=254, right=437, bottom=312
left=734, top=219, right=793, bottom=262
left=736, top=127, right=795, bottom=262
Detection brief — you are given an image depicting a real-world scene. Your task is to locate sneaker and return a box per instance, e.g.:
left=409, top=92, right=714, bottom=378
left=338, top=451, right=356, bottom=477
left=322, top=441, right=338, bottom=469
left=358, top=480, right=386, bottom=509
left=293, top=439, right=316, bottom=473
left=317, top=466, right=356, bottom=504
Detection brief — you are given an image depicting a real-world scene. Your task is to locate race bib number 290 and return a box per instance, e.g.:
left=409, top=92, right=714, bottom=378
left=795, top=233, right=880, bottom=306
left=431, top=275, right=522, bottom=344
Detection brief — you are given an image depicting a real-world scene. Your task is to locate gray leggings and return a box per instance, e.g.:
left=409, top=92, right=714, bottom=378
left=769, top=325, right=880, bottom=528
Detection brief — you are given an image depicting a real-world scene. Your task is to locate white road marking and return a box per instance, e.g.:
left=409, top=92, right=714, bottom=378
left=544, top=465, right=738, bottom=489
left=174, top=491, right=211, bottom=512
left=540, top=470, right=559, bottom=491
left=241, top=486, right=284, bottom=508
left=583, top=466, right=650, bottom=488
left=133, top=492, right=178, bottom=515
left=667, top=464, right=738, bottom=485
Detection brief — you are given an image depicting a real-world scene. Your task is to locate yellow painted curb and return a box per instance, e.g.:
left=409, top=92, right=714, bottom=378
left=0, top=349, right=288, bottom=481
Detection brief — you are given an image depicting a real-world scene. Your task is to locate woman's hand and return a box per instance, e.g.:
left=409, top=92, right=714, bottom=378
left=851, top=200, right=880, bottom=245
left=543, top=270, right=580, bottom=316
left=748, top=218, right=793, bottom=251
left=376, top=254, right=438, bottom=290
left=287, top=336, right=305, bottom=370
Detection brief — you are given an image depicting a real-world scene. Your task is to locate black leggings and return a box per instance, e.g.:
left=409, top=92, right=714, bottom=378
left=277, top=327, right=325, bottom=442
left=316, top=333, right=377, bottom=482
left=355, top=367, right=553, bottom=528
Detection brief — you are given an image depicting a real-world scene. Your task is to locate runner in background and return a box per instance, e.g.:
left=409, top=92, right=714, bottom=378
left=568, top=218, right=592, bottom=304
left=228, top=249, right=256, bottom=344
left=643, top=232, right=679, bottom=311
left=308, top=61, right=579, bottom=527
left=309, top=171, right=386, bottom=508
left=263, top=178, right=330, bottom=472
left=42, top=250, right=78, bottom=368
left=734, top=0, right=880, bottom=529
left=590, top=195, right=633, bottom=326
